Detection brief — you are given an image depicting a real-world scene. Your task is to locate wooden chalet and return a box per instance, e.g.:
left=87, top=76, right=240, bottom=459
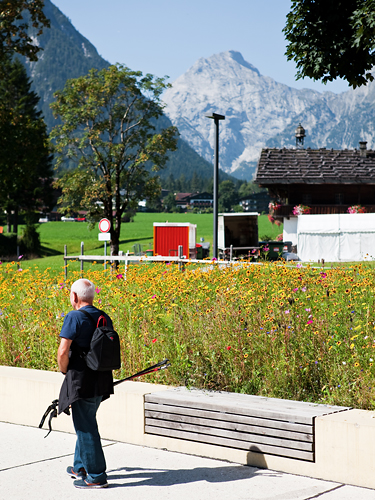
left=188, top=192, right=213, bottom=208
left=175, top=192, right=213, bottom=209
left=175, top=192, right=194, bottom=209
left=255, top=141, right=375, bottom=217
left=239, top=191, right=271, bottom=213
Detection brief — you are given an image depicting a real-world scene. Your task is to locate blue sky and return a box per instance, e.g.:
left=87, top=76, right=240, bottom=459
left=52, top=0, right=350, bottom=94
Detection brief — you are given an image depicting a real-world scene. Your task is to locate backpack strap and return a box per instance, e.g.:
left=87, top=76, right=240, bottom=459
left=79, top=308, right=107, bottom=327
left=79, top=308, right=96, bottom=326
left=70, top=309, right=98, bottom=356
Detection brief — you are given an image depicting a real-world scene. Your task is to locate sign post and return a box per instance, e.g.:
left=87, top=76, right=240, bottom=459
left=98, top=219, right=111, bottom=270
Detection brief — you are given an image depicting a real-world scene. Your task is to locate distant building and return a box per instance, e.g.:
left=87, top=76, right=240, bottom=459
left=239, top=191, right=271, bottom=213
left=175, top=192, right=213, bottom=209
left=175, top=192, right=194, bottom=209
left=188, top=192, right=213, bottom=208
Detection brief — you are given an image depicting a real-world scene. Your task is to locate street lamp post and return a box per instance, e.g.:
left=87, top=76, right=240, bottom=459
left=205, top=112, right=225, bottom=259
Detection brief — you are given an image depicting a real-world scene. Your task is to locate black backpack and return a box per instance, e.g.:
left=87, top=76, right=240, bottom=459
left=79, top=309, right=121, bottom=372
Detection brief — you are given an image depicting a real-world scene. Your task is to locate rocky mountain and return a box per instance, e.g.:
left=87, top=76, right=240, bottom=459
left=20, top=0, right=227, bottom=182
left=163, top=50, right=375, bottom=180
left=266, top=80, right=375, bottom=152
left=21, top=0, right=108, bottom=129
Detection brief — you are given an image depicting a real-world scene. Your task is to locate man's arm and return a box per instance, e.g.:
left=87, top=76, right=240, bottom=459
left=57, top=338, right=72, bottom=374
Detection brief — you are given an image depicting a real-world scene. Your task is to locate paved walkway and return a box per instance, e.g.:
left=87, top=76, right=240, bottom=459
left=1, top=422, right=375, bottom=500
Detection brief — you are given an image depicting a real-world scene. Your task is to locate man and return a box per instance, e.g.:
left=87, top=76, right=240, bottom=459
left=57, top=278, right=114, bottom=489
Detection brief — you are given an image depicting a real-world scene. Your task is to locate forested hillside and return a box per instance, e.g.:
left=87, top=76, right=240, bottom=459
left=20, top=0, right=231, bottom=183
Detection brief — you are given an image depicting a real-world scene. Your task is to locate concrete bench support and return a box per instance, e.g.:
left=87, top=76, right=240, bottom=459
left=1, top=366, right=375, bottom=489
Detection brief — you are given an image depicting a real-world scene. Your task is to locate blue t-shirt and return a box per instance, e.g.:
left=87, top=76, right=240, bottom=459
left=59, top=305, right=113, bottom=351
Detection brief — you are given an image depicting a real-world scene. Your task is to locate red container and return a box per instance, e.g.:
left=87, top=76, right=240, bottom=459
left=153, top=223, right=196, bottom=257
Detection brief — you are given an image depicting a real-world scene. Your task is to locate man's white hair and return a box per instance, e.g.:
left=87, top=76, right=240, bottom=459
left=71, top=279, right=95, bottom=302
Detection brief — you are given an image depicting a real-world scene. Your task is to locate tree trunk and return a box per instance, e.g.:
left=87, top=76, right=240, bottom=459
left=12, top=206, right=18, bottom=234
left=110, top=234, right=119, bottom=256
left=110, top=212, right=121, bottom=270
left=111, top=217, right=120, bottom=251
left=110, top=232, right=119, bottom=271
left=111, top=169, right=121, bottom=259
left=6, top=210, right=11, bottom=233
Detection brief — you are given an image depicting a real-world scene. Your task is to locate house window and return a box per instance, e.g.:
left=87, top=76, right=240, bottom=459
left=335, top=193, right=344, bottom=204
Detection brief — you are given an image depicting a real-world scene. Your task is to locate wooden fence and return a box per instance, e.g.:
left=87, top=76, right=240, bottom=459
left=63, top=243, right=238, bottom=280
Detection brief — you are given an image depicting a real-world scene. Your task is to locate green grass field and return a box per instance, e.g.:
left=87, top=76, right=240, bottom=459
left=6, top=215, right=375, bottom=408
left=14, top=213, right=282, bottom=273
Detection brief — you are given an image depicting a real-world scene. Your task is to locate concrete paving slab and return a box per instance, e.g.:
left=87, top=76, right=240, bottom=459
left=316, top=485, right=375, bottom=499
left=0, top=421, right=114, bottom=470
left=1, top=422, right=375, bottom=500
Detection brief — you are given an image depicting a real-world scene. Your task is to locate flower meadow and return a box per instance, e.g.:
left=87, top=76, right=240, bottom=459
left=1, top=260, right=375, bottom=409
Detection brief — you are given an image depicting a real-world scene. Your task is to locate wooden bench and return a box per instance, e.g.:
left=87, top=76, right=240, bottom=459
left=144, top=387, right=350, bottom=462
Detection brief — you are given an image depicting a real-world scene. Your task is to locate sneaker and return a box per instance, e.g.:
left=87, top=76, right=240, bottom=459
left=74, top=478, right=108, bottom=489
left=67, top=466, right=86, bottom=479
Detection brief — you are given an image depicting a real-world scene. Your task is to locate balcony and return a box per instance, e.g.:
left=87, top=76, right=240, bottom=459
left=273, top=205, right=375, bottom=217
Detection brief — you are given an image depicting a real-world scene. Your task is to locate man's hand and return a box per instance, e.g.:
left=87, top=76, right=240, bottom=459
left=57, top=338, right=72, bottom=374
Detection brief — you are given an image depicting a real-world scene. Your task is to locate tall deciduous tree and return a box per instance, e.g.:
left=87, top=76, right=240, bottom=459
left=163, top=192, right=177, bottom=212
left=219, top=180, right=237, bottom=212
left=0, top=0, right=49, bottom=62
left=284, top=0, right=375, bottom=88
left=238, top=181, right=264, bottom=199
left=50, top=64, right=178, bottom=255
left=0, top=56, right=53, bottom=233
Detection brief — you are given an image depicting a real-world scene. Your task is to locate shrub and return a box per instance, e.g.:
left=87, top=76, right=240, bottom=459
left=19, top=224, right=41, bottom=257
left=0, top=233, right=17, bottom=258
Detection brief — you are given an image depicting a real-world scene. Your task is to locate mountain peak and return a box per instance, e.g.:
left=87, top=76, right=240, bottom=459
left=190, top=50, right=261, bottom=77
left=163, top=50, right=348, bottom=179
left=225, top=50, right=261, bottom=75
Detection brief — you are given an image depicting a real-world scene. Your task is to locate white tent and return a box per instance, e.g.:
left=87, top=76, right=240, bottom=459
left=297, top=213, right=375, bottom=262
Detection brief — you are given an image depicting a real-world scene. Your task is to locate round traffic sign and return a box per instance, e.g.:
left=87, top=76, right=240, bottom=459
left=98, top=218, right=111, bottom=233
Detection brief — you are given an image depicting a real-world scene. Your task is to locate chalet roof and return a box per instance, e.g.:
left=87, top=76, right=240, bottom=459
left=189, top=191, right=213, bottom=200
left=255, top=148, right=375, bottom=185
left=175, top=192, right=194, bottom=201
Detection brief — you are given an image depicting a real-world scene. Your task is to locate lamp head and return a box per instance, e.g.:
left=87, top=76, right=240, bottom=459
left=205, top=112, right=225, bottom=120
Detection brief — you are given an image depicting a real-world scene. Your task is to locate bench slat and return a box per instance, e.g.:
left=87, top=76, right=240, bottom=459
left=174, top=390, right=347, bottom=414
left=145, top=393, right=316, bottom=424
left=145, top=425, right=314, bottom=461
left=144, top=402, right=313, bottom=434
left=145, top=391, right=348, bottom=420
left=146, top=389, right=347, bottom=412
left=145, top=409, right=313, bottom=443
left=145, top=417, right=313, bottom=451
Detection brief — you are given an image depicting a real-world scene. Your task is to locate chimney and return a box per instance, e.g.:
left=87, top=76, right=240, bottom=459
left=295, top=123, right=305, bottom=147
left=359, top=141, right=368, bottom=157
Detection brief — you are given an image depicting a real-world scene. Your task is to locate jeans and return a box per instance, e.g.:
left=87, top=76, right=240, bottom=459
left=71, top=396, right=107, bottom=483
